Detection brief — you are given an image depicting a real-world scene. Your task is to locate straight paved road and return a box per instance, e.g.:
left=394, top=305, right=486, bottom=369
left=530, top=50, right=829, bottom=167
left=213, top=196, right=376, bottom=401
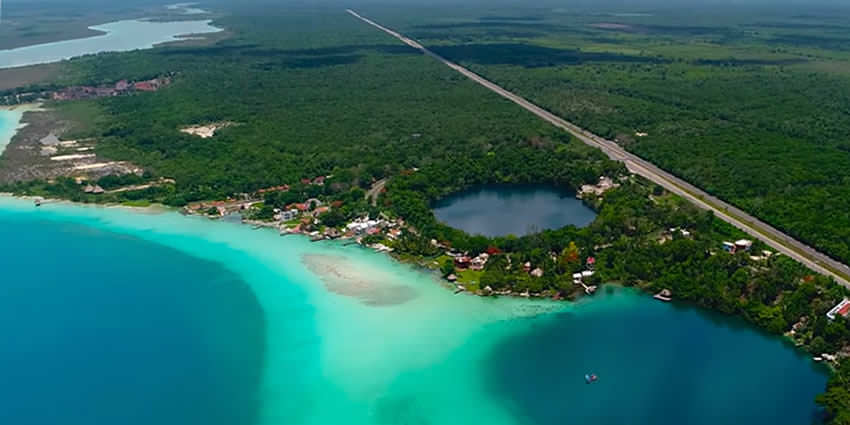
left=347, top=9, right=850, bottom=288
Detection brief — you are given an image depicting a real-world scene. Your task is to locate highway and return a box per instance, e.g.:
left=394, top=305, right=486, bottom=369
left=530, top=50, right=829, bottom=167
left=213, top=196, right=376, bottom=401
left=347, top=9, right=850, bottom=288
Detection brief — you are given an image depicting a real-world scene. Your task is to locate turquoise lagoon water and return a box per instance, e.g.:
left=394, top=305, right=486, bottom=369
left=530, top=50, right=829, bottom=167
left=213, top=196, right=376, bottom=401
left=0, top=106, right=30, bottom=155
left=0, top=197, right=829, bottom=425
left=0, top=19, right=222, bottom=69
left=432, top=185, right=597, bottom=237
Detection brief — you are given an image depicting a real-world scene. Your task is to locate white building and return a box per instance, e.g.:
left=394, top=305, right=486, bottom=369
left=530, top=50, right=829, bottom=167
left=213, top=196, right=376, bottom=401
left=735, top=239, right=753, bottom=252
left=279, top=209, right=299, bottom=221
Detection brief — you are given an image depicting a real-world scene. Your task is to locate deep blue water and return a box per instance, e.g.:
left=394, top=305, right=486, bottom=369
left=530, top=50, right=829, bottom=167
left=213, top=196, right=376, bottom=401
left=0, top=214, right=265, bottom=425
left=490, top=288, right=829, bottom=425
left=432, top=185, right=597, bottom=237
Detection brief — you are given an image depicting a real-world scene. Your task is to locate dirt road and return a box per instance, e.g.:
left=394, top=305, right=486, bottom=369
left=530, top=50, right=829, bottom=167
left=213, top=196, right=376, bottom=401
left=347, top=9, right=850, bottom=288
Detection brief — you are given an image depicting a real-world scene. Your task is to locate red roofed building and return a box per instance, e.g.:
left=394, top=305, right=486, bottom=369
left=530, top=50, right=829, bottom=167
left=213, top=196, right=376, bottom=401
left=486, top=246, right=502, bottom=255
left=134, top=82, right=156, bottom=91
left=586, top=256, right=596, bottom=269
left=827, top=298, right=850, bottom=320
left=454, top=256, right=471, bottom=270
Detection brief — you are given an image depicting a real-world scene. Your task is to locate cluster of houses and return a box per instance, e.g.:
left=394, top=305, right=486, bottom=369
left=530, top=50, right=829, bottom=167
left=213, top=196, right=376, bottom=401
left=185, top=177, right=331, bottom=218
left=51, top=77, right=172, bottom=101
left=571, top=256, right=598, bottom=294
left=342, top=216, right=405, bottom=251
left=444, top=251, right=600, bottom=297
left=187, top=199, right=259, bottom=217
left=452, top=252, right=491, bottom=272
left=4, top=74, right=172, bottom=105
left=280, top=211, right=404, bottom=248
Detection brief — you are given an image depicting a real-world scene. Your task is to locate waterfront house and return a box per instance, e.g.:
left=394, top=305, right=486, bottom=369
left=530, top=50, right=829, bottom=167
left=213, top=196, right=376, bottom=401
left=470, top=253, right=489, bottom=271
left=280, top=209, right=299, bottom=221
left=572, top=273, right=583, bottom=284
left=346, top=217, right=381, bottom=234
left=827, top=298, right=850, bottom=321
left=454, top=256, right=472, bottom=270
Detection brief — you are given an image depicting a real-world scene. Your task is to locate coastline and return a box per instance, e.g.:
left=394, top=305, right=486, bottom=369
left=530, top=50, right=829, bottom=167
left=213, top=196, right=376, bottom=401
left=0, top=103, right=44, bottom=112
left=0, top=194, right=834, bottom=424
left=0, top=19, right=223, bottom=70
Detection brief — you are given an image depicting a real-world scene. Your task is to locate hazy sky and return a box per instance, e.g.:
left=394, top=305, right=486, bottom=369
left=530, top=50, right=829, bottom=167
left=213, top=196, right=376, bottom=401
left=5, top=0, right=849, bottom=14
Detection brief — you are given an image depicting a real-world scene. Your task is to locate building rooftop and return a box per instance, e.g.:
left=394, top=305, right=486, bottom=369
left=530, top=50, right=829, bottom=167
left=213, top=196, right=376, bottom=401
left=827, top=298, right=850, bottom=320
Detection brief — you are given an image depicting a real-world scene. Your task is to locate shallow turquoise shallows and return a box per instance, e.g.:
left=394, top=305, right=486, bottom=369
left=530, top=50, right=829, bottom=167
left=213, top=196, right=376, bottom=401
left=432, top=184, right=597, bottom=237
left=0, top=107, right=28, bottom=155
left=0, top=197, right=829, bottom=425
left=0, top=19, right=222, bottom=69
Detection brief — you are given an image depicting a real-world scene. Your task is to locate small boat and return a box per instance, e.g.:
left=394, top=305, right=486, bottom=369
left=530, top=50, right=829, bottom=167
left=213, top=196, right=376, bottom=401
left=584, top=373, right=598, bottom=384
left=34, top=198, right=42, bottom=207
